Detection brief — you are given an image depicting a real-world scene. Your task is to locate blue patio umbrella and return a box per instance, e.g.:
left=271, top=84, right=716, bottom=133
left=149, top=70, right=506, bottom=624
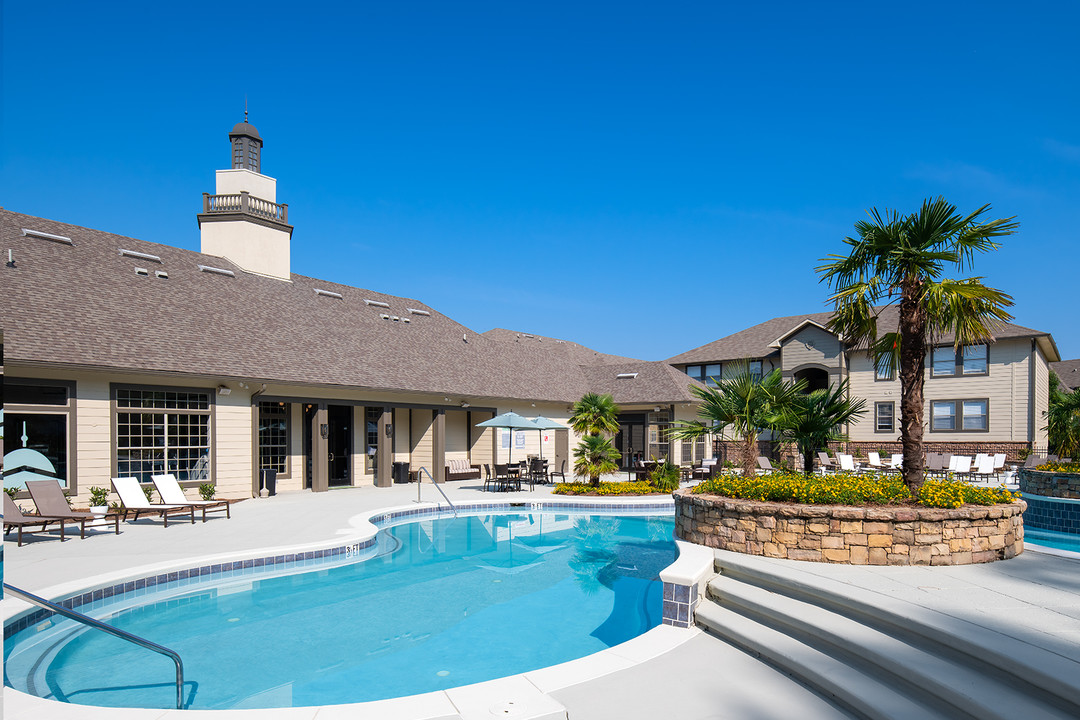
left=475, top=411, right=541, bottom=466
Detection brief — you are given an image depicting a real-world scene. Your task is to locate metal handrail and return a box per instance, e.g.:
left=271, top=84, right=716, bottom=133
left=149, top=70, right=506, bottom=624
left=415, top=467, right=458, bottom=516
left=4, top=583, right=186, bottom=710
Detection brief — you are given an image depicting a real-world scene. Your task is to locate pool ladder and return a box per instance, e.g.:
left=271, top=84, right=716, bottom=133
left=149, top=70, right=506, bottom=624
left=415, top=466, right=458, bottom=516
left=3, top=582, right=186, bottom=710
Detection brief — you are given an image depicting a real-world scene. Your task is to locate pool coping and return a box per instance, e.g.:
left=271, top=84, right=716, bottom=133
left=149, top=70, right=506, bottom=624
left=3, top=496, right=710, bottom=720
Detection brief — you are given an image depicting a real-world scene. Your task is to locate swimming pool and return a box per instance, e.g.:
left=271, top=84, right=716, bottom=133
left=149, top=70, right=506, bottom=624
left=1024, top=527, right=1080, bottom=555
left=5, top=511, right=676, bottom=710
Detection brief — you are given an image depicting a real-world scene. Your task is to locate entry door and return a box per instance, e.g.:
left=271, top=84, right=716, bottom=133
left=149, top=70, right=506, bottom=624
left=328, top=405, right=352, bottom=487
left=614, top=416, right=645, bottom=469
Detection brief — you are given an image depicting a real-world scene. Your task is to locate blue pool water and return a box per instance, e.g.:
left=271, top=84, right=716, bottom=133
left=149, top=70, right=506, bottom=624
left=1024, top=527, right=1080, bottom=554
left=5, top=512, right=675, bottom=710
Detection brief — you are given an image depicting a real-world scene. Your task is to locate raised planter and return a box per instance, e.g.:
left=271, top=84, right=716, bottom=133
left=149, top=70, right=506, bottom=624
left=674, top=489, right=1025, bottom=565
left=1018, top=467, right=1080, bottom=534
left=1018, top=468, right=1080, bottom=499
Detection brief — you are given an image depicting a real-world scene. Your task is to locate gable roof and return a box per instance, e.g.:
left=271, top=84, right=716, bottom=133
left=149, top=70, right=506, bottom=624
left=667, top=306, right=1059, bottom=365
left=1, top=210, right=625, bottom=404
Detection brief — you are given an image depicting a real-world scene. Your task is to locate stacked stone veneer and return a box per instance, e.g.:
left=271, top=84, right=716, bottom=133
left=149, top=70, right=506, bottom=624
left=1019, top=468, right=1080, bottom=499
left=674, top=489, right=1025, bottom=565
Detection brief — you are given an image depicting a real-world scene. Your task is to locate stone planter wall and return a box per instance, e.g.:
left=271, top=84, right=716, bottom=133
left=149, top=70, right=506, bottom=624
left=674, top=489, right=1025, bottom=565
left=1018, top=468, right=1080, bottom=499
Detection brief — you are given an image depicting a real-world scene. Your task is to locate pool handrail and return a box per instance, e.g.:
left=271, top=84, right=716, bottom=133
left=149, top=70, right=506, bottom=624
left=415, top=466, right=458, bottom=516
left=3, top=582, right=186, bottom=710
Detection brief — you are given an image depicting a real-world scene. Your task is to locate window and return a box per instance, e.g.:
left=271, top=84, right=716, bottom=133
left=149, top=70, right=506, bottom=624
left=686, top=364, right=722, bottom=385
left=3, top=379, right=75, bottom=492
left=749, top=360, right=763, bottom=380
left=365, top=407, right=381, bottom=472
left=931, top=344, right=989, bottom=377
left=875, top=402, right=894, bottom=432
left=647, top=411, right=671, bottom=461
left=930, top=399, right=988, bottom=432
left=874, top=355, right=893, bottom=381
left=258, top=402, right=289, bottom=474
left=115, top=387, right=211, bottom=484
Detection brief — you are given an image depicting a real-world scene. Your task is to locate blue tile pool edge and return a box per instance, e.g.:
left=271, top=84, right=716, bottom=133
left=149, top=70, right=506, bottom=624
left=3, top=498, right=678, bottom=639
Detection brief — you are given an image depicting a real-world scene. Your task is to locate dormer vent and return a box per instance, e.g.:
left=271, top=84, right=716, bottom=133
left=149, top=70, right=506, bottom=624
left=406, top=308, right=430, bottom=316
left=135, top=267, right=149, bottom=276
left=156, top=270, right=169, bottom=279
left=198, top=264, right=236, bottom=277
left=314, top=288, right=343, bottom=299
left=616, top=372, right=639, bottom=380
left=22, top=228, right=73, bottom=245
left=120, top=249, right=163, bottom=263
left=391, top=316, right=400, bottom=322
left=380, top=313, right=390, bottom=320
left=364, top=299, right=390, bottom=308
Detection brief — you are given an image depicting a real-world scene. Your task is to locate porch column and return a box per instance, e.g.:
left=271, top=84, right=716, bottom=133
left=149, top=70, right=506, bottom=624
left=376, top=407, right=393, bottom=487
left=433, top=409, right=446, bottom=483
left=311, top=404, right=329, bottom=492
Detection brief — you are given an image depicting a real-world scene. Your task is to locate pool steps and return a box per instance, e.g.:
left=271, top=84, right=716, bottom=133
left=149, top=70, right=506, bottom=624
left=695, top=553, right=1080, bottom=720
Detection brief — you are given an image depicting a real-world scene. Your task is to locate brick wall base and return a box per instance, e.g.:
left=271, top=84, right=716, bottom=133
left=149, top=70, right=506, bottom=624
left=674, top=489, right=1025, bottom=565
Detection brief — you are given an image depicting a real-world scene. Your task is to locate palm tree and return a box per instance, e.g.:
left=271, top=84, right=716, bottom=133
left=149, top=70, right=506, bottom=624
left=669, top=369, right=804, bottom=478
left=770, top=381, right=867, bottom=475
left=573, top=433, right=622, bottom=486
left=569, top=393, right=621, bottom=437
left=1045, top=376, right=1080, bottom=458
left=817, top=197, right=1017, bottom=493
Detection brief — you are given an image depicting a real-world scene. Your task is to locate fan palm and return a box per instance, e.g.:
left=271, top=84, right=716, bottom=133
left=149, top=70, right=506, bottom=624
left=569, top=392, right=621, bottom=437
left=770, top=381, right=867, bottom=475
left=573, top=433, right=622, bottom=486
left=668, top=369, right=804, bottom=478
left=1045, top=383, right=1080, bottom=458
left=817, top=197, right=1017, bottom=493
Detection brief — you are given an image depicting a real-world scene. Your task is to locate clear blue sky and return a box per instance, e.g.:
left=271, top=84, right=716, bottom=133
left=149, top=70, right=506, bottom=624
left=3, top=1, right=1077, bottom=361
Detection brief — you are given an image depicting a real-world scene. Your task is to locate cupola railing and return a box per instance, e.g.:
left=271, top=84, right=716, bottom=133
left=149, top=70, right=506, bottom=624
left=202, top=191, right=288, bottom=224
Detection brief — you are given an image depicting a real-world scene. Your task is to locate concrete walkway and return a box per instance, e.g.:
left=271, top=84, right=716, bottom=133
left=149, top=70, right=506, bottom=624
left=4, top=481, right=1079, bottom=719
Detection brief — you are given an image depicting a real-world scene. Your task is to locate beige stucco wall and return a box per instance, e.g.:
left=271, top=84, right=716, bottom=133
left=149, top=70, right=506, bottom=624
left=200, top=219, right=291, bottom=281
left=215, top=169, right=277, bottom=202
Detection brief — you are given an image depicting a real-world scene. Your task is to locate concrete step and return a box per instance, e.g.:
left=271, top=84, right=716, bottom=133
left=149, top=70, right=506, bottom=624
left=713, top=553, right=1080, bottom=716
left=709, top=575, right=1075, bottom=720
left=694, top=601, right=948, bottom=720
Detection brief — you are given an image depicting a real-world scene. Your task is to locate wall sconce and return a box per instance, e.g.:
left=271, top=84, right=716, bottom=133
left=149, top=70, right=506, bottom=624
left=385, top=424, right=393, bottom=438
left=217, top=385, right=231, bottom=396
left=320, top=424, right=329, bottom=439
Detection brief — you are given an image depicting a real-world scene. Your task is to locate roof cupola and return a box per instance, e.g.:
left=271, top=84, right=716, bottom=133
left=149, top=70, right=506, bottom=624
left=229, top=109, right=263, bottom=173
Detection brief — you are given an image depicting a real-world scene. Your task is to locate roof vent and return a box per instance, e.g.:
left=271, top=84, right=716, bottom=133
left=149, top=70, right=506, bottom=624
left=403, top=317, right=411, bottom=323
left=380, top=313, right=390, bottom=320
left=120, top=248, right=162, bottom=263
left=22, top=228, right=73, bottom=245
left=364, top=299, right=390, bottom=308
left=391, top=316, right=400, bottom=322
left=135, top=267, right=149, bottom=276
left=616, top=372, right=639, bottom=380
left=198, top=264, right=235, bottom=277
left=155, top=270, right=168, bottom=279
left=406, top=308, right=430, bottom=316
left=314, top=288, right=343, bottom=299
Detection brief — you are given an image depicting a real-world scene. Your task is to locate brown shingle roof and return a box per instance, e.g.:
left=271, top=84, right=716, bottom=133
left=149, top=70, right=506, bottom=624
left=1051, top=359, right=1080, bottom=391
left=1, top=210, right=609, bottom=403
left=666, top=306, right=1055, bottom=365
left=578, top=362, right=702, bottom=404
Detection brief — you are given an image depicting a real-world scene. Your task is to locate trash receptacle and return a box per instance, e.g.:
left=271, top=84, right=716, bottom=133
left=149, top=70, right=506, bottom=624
left=260, top=469, right=277, bottom=496
left=392, top=462, right=411, bottom=484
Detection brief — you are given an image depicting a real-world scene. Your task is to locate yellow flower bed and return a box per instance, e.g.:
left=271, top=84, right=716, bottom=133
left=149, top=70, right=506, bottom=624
left=693, top=471, right=1019, bottom=509
left=1035, top=461, right=1080, bottom=473
left=552, top=481, right=666, bottom=496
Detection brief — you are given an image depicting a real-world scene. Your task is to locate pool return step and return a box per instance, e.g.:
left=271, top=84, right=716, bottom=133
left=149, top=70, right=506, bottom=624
left=695, top=552, right=1080, bottom=720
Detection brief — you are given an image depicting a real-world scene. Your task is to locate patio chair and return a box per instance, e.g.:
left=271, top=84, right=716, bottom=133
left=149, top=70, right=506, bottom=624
left=969, top=454, right=996, bottom=483
left=926, top=453, right=944, bottom=477
left=482, top=464, right=497, bottom=492
left=3, top=494, right=71, bottom=547
left=1022, top=455, right=1043, bottom=469
left=838, top=453, right=858, bottom=473
left=866, top=452, right=886, bottom=470
left=549, top=459, right=567, bottom=484
left=26, top=480, right=121, bottom=539
left=953, top=456, right=973, bottom=480
left=993, top=454, right=1007, bottom=474
left=151, top=474, right=231, bottom=520
left=817, top=452, right=838, bottom=473
left=757, top=457, right=776, bottom=474
left=111, top=477, right=197, bottom=527
left=889, top=454, right=903, bottom=470
left=692, top=458, right=718, bottom=480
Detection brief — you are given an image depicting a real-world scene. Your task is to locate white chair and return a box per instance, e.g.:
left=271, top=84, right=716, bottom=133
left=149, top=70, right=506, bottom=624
left=867, top=452, right=885, bottom=469
left=993, top=454, right=1007, bottom=473
left=970, top=455, right=996, bottom=483
left=152, top=473, right=230, bottom=520
left=889, top=454, right=903, bottom=470
left=953, top=456, right=972, bottom=479
left=838, top=454, right=858, bottom=472
left=111, top=476, right=196, bottom=527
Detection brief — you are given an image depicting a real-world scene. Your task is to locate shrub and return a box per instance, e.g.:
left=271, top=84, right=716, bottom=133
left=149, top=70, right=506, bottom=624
left=553, top=481, right=667, bottom=496
left=692, top=470, right=1017, bottom=509
left=89, top=486, right=110, bottom=507
left=4, top=486, right=19, bottom=501
left=199, top=483, right=216, bottom=501
left=647, top=460, right=681, bottom=493
left=141, top=484, right=155, bottom=504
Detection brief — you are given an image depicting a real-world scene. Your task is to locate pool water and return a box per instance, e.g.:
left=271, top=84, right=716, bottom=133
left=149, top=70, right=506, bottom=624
left=5, top=512, right=676, bottom=710
left=1024, top=527, right=1080, bottom=554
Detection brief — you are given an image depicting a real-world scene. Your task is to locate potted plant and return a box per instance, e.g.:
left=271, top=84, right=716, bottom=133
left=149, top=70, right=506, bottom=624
left=89, top=486, right=110, bottom=516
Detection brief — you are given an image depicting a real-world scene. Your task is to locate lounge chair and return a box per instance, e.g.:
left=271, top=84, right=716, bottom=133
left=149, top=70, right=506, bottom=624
left=817, top=452, right=838, bottom=473
left=25, top=480, right=120, bottom=539
left=3, top=494, right=71, bottom=547
left=692, top=458, right=718, bottom=480
left=969, top=455, right=996, bottom=483
left=757, top=457, right=776, bottom=474
left=151, top=474, right=230, bottom=520
left=111, top=477, right=197, bottom=527
left=866, top=452, right=894, bottom=472
left=888, top=454, right=903, bottom=470
left=838, top=454, right=858, bottom=473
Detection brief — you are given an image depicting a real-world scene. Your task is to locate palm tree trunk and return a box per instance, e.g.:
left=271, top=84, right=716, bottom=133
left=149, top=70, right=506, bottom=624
left=899, top=281, right=927, bottom=493
left=741, top=432, right=758, bottom=478
left=803, top=448, right=815, bottom=475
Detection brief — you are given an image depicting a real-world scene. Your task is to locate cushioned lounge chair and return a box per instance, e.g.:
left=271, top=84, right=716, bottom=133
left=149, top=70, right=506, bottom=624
left=26, top=480, right=120, bottom=539
left=151, top=474, right=230, bottom=520
left=4, top=494, right=70, bottom=546
left=111, top=476, right=197, bottom=527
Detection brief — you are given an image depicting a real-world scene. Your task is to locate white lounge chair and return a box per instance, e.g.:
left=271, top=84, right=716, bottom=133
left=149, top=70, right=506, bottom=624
left=152, top=474, right=230, bottom=520
left=889, top=454, right=903, bottom=470
left=838, top=454, right=858, bottom=472
left=111, top=476, right=196, bottom=527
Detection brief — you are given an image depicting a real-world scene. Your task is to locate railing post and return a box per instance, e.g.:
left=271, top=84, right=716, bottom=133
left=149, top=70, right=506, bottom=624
left=240, top=191, right=250, bottom=215
left=281, top=203, right=288, bottom=223
left=203, top=192, right=210, bottom=213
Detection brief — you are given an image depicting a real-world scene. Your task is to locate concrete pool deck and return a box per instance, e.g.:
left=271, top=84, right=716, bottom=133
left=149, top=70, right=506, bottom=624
left=4, top=480, right=1079, bottom=719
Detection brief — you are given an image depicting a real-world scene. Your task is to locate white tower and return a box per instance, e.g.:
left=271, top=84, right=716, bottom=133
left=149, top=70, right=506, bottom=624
left=198, top=114, right=293, bottom=280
